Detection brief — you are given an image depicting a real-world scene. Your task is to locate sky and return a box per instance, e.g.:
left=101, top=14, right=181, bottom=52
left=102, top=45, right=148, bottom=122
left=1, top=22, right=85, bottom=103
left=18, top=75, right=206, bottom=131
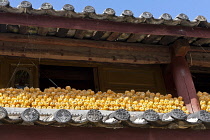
left=9, top=0, right=210, bottom=21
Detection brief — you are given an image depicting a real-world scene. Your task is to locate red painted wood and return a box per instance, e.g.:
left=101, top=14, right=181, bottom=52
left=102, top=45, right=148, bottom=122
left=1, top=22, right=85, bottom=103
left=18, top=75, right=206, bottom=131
left=172, top=56, right=200, bottom=113
left=0, top=125, right=209, bottom=140
left=0, top=13, right=210, bottom=38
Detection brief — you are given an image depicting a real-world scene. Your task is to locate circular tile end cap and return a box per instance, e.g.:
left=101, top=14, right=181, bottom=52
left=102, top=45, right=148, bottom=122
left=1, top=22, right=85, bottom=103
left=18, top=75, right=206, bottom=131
left=143, top=109, right=159, bottom=122
left=194, top=15, right=207, bottom=22
left=19, top=1, right=32, bottom=8
left=170, top=109, right=187, bottom=120
left=103, top=8, right=115, bottom=16
left=41, top=3, right=53, bottom=10
left=0, top=106, right=8, bottom=119
left=62, top=4, right=74, bottom=11
left=199, top=110, right=210, bottom=122
left=86, top=109, right=103, bottom=122
left=140, top=12, right=153, bottom=19
left=159, top=13, right=172, bottom=20
left=0, top=0, right=9, bottom=6
left=83, top=6, right=95, bottom=13
left=122, top=10, right=133, bottom=16
left=114, top=109, right=130, bottom=121
left=54, top=109, right=72, bottom=123
left=21, top=108, right=40, bottom=122
left=175, top=13, right=189, bottom=20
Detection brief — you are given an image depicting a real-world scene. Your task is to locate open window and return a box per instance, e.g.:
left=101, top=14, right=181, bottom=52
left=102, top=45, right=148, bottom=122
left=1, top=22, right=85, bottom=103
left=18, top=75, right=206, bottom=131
left=39, top=65, right=96, bottom=91
left=191, top=66, right=210, bottom=93
left=192, top=73, right=210, bottom=93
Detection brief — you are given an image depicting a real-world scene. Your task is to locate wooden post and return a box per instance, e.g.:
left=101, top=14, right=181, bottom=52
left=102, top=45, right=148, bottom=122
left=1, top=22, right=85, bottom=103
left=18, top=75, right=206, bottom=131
left=171, top=56, right=200, bottom=113
left=170, top=39, right=200, bottom=113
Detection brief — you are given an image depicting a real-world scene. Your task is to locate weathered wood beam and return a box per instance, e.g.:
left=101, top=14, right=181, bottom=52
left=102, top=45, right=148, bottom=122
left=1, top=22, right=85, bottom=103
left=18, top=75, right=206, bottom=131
left=0, top=33, right=209, bottom=66
left=171, top=39, right=190, bottom=57
left=186, top=52, right=210, bottom=68
left=0, top=41, right=170, bottom=65
left=1, top=13, right=210, bottom=38
left=0, top=33, right=170, bottom=52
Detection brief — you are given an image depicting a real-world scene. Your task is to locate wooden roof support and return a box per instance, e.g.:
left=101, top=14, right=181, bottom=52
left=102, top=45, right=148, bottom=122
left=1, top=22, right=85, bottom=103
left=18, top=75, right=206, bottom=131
left=171, top=57, right=200, bottom=113
left=171, top=39, right=190, bottom=57
left=1, top=13, right=210, bottom=38
left=170, top=39, right=200, bottom=113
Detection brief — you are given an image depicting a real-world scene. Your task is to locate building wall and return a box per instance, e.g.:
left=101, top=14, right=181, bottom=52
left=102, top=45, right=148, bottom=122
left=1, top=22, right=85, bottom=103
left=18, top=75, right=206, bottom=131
left=0, top=56, right=166, bottom=94
left=0, top=56, right=39, bottom=88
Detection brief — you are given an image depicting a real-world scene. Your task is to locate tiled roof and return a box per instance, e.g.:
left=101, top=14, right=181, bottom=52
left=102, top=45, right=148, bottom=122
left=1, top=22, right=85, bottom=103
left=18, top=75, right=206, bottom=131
left=1, top=107, right=210, bottom=129
left=0, top=1, right=210, bottom=47
left=1, top=1, right=207, bottom=24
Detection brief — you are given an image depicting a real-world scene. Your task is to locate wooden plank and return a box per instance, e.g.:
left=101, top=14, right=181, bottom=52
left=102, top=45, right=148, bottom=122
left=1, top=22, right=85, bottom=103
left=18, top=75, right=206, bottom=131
left=7, top=25, right=19, bottom=33
left=19, top=25, right=29, bottom=34
left=100, top=32, right=112, bottom=40
left=2, top=13, right=210, bottom=38
left=91, top=31, right=106, bottom=40
left=83, top=30, right=94, bottom=39
left=47, top=28, right=57, bottom=36
left=117, top=33, right=131, bottom=41
left=127, top=34, right=146, bottom=43
left=142, top=35, right=163, bottom=44
left=171, top=56, right=201, bottom=113
left=56, top=28, right=69, bottom=38
left=193, top=38, right=210, bottom=46
left=0, top=33, right=170, bottom=52
left=0, top=41, right=171, bottom=65
left=37, top=27, right=49, bottom=36
left=66, top=29, right=76, bottom=37
left=159, top=36, right=179, bottom=45
left=74, top=30, right=86, bottom=39
left=106, top=32, right=121, bottom=41
left=186, top=52, right=210, bottom=68
left=190, top=46, right=210, bottom=53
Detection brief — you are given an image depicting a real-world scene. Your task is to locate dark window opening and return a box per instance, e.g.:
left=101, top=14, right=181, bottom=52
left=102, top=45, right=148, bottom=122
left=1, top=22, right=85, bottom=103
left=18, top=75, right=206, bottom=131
left=192, top=73, right=210, bottom=93
left=14, top=70, right=30, bottom=89
left=39, top=65, right=95, bottom=91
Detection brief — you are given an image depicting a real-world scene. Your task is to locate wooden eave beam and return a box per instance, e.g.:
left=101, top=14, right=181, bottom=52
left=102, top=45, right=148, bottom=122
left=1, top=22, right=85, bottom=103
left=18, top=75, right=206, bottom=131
left=0, top=33, right=169, bottom=52
left=0, top=33, right=209, bottom=66
left=1, top=13, right=210, bottom=38
left=0, top=37, right=171, bottom=65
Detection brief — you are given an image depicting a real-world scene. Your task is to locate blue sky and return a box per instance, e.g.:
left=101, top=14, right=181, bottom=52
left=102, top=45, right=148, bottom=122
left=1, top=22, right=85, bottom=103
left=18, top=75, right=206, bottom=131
left=9, top=0, right=210, bottom=21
